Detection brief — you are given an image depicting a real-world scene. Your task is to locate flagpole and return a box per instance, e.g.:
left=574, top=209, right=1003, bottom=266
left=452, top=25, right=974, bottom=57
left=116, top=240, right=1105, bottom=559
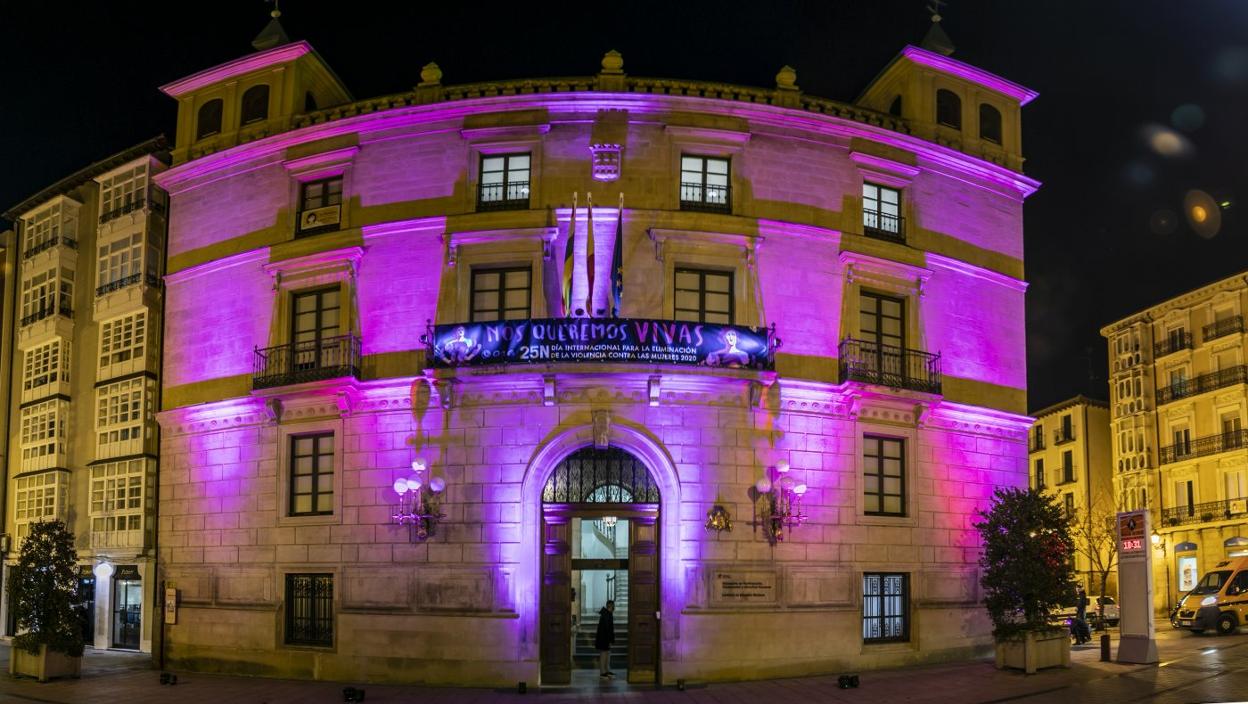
left=562, top=192, right=576, bottom=317
left=613, top=191, right=624, bottom=318
left=586, top=192, right=595, bottom=317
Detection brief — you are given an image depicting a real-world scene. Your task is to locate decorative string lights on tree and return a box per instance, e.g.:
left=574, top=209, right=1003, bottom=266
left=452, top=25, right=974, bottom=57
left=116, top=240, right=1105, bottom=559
left=749, top=461, right=808, bottom=544
left=391, top=457, right=447, bottom=541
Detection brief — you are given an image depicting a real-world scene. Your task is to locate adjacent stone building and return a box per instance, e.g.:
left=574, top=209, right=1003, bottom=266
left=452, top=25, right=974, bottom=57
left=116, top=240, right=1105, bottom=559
left=153, top=23, right=1037, bottom=685
left=1103, top=270, right=1248, bottom=615
left=0, top=139, right=170, bottom=653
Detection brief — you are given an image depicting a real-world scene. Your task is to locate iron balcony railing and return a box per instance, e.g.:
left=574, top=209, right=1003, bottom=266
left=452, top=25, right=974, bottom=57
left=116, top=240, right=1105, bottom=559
left=863, top=211, right=905, bottom=244
left=1156, top=365, right=1248, bottom=405
left=98, top=198, right=165, bottom=224
left=1204, top=315, right=1244, bottom=342
left=476, top=181, right=530, bottom=212
left=19, top=300, right=73, bottom=327
left=95, top=272, right=161, bottom=296
left=1159, top=428, right=1248, bottom=465
left=22, top=236, right=77, bottom=260
left=838, top=338, right=942, bottom=394
left=1154, top=332, right=1193, bottom=358
left=1162, top=499, right=1248, bottom=528
left=254, top=333, right=361, bottom=389
left=679, top=182, right=732, bottom=213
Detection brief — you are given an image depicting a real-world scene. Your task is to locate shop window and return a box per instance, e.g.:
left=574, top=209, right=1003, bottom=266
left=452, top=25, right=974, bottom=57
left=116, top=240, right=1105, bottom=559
left=863, top=573, right=909, bottom=643
left=285, top=573, right=334, bottom=646
left=240, top=84, right=270, bottom=124
left=864, top=435, right=905, bottom=516
left=470, top=267, right=531, bottom=322
left=196, top=99, right=223, bottom=139
left=936, top=89, right=962, bottom=129
left=674, top=268, right=733, bottom=324
left=979, top=103, right=1002, bottom=143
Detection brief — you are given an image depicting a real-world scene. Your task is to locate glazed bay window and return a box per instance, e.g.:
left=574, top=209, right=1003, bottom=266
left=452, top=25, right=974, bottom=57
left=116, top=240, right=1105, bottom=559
left=99, top=165, right=150, bottom=223
left=22, top=338, right=67, bottom=394
left=679, top=155, right=731, bottom=212
left=99, top=311, right=148, bottom=372
left=477, top=153, right=530, bottom=211
left=863, top=573, right=909, bottom=643
left=285, top=573, right=333, bottom=647
left=862, top=183, right=903, bottom=243
left=297, top=176, right=343, bottom=236
left=96, top=232, right=146, bottom=294
left=96, top=377, right=151, bottom=458
left=22, top=200, right=78, bottom=258
left=20, top=267, right=74, bottom=326
left=864, top=435, right=905, bottom=516
left=674, top=268, right=733, bottom=324
left=290, top=433, right=334, bottom=516
left=14, top=471, right=69, bottom=540
left=19, top=399, right=67, bottom=471
left=471, top=267, right=531, bottom=321
left=89, top=459, right=149, bottom=549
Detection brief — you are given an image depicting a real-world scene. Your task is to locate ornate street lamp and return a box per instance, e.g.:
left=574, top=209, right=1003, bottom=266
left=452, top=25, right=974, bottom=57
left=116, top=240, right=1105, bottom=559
left=748, top=461, right=807, bottom=544
left=392, top=458, right=447, bottom=541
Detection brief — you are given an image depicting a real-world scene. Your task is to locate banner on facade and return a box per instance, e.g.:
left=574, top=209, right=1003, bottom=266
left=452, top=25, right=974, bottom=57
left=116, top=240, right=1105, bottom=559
left=429, top=318, right=775, bottom=371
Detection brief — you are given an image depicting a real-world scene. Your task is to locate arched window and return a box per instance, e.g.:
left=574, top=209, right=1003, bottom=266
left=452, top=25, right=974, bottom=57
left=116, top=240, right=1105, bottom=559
left=542, top=447, right=660, bottom=503
left=304, top=90, right=318, bottom=112
left=979, top=103, right=1002, bottom=143
left=196, top=98, right=223, bottom=139
left=888, top=95, right=902, bottom=117
left=240, top=84, right=270, bottom=124
left=935, top=89, right=961, bottom=129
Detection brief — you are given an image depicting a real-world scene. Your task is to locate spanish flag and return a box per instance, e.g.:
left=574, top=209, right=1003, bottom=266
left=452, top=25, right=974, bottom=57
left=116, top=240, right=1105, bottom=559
left=562, top=193, right=576, bottom=317
left=611, top=193, right=624, bottom=317
left=586, top=193, right=596, bottom=316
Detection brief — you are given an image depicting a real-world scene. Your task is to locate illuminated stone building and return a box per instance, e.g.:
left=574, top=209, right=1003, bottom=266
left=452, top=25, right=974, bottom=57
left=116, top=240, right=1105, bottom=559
left=0, top=139, right=170, bottom=653
left=1103, top=271, right=1248, bottom=614
left=1027, top=396, right=1114, bottom=594
left=153, top=23, right=1037, bottom=685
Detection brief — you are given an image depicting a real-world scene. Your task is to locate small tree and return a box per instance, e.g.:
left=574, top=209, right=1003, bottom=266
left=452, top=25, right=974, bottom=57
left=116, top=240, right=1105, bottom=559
left=974, top=487, right=1076, bottom=639
left=1069, top=491, right=1119, bottom=625
left=6, top=521, right=84, bottom=657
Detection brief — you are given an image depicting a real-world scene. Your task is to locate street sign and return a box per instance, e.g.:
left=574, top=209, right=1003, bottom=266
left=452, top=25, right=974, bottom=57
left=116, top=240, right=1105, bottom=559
left=164, top=583, right=178, bottom=626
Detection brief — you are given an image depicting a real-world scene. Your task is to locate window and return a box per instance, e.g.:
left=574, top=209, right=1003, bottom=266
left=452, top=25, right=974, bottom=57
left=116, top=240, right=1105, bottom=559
left=1224, top=413, right=1244, bottom=450
left=23, top=201, right=78, bottom=255
left=97, top=232, right=145, bottom=293
left=99, top=166, right=149, bottom=221
left=19, top=400, right=66, bottom=467
left=1061, top=450, right=1074, bottom=483
left=936, top=89, right=962, bottom=129
left=1064, top=493, right=1075, bottom=517
left=298, top=176, right=343, bottom=235
left=14, top=471, right=68, bottom=539
left=196, top=99, right=223, bottom=139
left=1034, top=459, right=1045, bottom=489
left=979, top=103, right=1003, bottom=143
left=1059, top=414, right=1073, bottom=442
left=1175, top=480, right=1194, bottom=515
left=240, top=84, right=270, bottom=124
left=477, top=153, right=530, bottom=211
left=1173, top=427, right=1191, bottom=458
left=96, top=378, right=149, bottom=453
left=1226, top=470, right=1247, bottom=501
left=470, top=267, right=531, bottom=322
left=23, top=339, right=67, bottom=392
left=291, top=287, right=343, bottom=373
left=679, top=155, right=731, bottom=212
left=1032, top=425, right=1044, bottom=449
left=863, top=573, right=908, bottom=643
left=862, top=183, right=903, bottom=241
left=285, top=574, right=333, bottom=647
left=858, top=291, right=906, bottom=375
left=888, top=95, right=902, bottom=116
left=1169, top=369, right=1188, bottom=395
left=20, top=267, right=73, bottom=325
left=673, top=268, right=733, bottom=324
left=90, top=459, right=146, bottom=535
left=99, top=312, right=148, bottom=368
left=864, top=436, right=905, bottom=516
left=290, top=433, right=334, bottom=516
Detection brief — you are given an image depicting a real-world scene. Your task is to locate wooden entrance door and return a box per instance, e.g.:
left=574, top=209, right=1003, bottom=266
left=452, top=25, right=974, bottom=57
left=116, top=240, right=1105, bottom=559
left=628, top=513, right=659, bottom=683
left=539, top=511, right=573, bottom=685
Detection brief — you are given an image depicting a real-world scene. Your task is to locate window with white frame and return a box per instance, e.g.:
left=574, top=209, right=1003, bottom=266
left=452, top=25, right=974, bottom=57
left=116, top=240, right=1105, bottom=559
left=96, top=232, right=144, bottom=292
left=22, top=201, right=78, bottom=255
left=20, top=267, right=74, bottom=324
left=99, top=312, right=147, bottom=368
left=19, top=400, right=66, bottom=467
left=22, top=339, right=67, bottom=392
left=90, top=459, right=146, bottom=534
left=99, top=165, right=148, bottom=220
left=96, top=377, right=149, bottom=449
left=13, top=471, right=68, bottom=538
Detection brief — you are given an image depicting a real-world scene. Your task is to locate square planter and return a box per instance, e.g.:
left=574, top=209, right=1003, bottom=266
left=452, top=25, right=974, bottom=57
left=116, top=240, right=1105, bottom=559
left=994, top=628, right=1070, bottom=674
left=9, top=644, right=82, bottom=682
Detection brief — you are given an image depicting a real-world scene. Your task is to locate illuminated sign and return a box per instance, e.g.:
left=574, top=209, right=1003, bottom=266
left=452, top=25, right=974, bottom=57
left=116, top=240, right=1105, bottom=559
left=429, top=318, right=775, bottom=371
left=1118, top=511, right=1146, bottom=555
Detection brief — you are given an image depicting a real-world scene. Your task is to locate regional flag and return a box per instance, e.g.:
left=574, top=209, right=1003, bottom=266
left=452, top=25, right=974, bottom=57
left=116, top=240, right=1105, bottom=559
left=611, top=194, right=624, bottom=317
left=562, top=193, right=576, bottom=317
left=586, top=193, right=596, bottom=316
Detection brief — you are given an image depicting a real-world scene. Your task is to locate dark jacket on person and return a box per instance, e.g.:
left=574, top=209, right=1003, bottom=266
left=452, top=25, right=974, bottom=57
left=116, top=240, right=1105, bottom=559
left=1075, top=590, right=1088, bottom=619
left=594, top=607, right=615, bottom=651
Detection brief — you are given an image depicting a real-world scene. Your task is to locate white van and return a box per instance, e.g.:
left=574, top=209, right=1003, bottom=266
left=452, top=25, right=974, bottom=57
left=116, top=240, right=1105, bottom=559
left=1174, top=557, right=1248, bottom=635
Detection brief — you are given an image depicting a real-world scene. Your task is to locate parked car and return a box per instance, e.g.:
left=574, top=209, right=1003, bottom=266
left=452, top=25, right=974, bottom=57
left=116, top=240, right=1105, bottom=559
left=1174, top=557, right=1248, bottom=635
left=1092, top=595, right=1119, bottom=626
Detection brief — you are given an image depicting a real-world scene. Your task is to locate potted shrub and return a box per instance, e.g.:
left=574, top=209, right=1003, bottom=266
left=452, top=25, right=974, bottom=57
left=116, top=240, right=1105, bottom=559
left=974, top=487, right=1075, bottom=674
left=6, top=520, right=84, bottom=682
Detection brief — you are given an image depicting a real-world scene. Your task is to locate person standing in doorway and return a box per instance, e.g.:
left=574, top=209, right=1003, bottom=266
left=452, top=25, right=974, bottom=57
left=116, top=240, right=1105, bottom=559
left=595, top=600, right=616, bottom=679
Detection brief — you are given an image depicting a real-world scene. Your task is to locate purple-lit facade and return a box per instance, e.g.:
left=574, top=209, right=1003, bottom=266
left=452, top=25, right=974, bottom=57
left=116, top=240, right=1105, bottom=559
left=154, top=40, right=1037, bottom=685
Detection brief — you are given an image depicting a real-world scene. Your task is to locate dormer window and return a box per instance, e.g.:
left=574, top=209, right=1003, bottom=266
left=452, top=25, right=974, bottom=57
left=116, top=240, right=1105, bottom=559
left=979, top=104, right=1002, bottom=144
left=935, top=89, right=961, bottom=129
left=241, top=85, right=270, bottom=124
left=196, top=99, right=223, bottom=139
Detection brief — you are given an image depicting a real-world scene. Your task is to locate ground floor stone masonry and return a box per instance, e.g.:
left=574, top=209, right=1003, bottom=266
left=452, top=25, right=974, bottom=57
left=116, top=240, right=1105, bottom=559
left=155, top=369, right=1029, bottom=685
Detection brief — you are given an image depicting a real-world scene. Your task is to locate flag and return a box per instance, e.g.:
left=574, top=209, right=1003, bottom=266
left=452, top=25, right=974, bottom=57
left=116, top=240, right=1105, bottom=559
left=562, top=193, right=576, bottom=317
left=586, top=193, right=595, bottom=316
left=611, top=193, right=624, bottom=317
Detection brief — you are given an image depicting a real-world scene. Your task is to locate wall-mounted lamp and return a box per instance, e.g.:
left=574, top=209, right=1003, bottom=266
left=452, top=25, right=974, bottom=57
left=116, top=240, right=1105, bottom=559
left=392, top=458, right=447, bottom=541
left=705, top=505, right=733, bottom=533
left=748, top=461, right=807, bottom=544
left=94, top=562, right=114, bottom=580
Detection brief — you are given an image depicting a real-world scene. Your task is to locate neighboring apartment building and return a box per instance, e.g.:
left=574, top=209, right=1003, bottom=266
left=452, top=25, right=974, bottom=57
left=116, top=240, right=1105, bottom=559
left=0, top=139, right=169, bottom=653
left=1102, top=270, right=1248, bottom=615
left=153, top=23, right=1037, bottom=685
left=1027, top=396, right=1114, bottom=594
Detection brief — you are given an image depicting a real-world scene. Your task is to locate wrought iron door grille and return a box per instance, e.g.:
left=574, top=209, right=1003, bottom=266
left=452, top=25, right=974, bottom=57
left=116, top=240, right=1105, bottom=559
left=285, top=573, right=333, bottom=647
left=542, top=447, right=660, bottom=503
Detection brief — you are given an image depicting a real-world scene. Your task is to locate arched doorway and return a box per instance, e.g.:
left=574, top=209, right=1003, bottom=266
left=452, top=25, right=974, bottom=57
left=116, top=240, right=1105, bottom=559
left=539, top=446, right=660, bottom=685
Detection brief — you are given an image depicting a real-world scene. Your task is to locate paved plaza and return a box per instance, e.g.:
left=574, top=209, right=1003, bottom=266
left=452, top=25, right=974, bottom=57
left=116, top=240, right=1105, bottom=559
left=1, top=628, right=1247, bottom=703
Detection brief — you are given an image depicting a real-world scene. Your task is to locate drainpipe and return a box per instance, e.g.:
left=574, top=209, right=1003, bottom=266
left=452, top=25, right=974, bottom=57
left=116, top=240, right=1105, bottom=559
left=1, top=226, right=19, bottom=631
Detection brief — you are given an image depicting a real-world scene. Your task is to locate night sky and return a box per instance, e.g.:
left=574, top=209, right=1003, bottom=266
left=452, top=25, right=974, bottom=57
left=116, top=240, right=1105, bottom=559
left=3, top=1, right=1247, bottom=413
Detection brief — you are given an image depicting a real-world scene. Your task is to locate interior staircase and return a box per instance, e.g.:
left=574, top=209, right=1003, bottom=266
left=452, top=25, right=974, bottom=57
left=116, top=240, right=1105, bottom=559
left=573, top=545, right=630, bottom=669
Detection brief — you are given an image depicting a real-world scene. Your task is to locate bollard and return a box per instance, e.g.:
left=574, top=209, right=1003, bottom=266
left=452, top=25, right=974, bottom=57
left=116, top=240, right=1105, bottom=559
left=1100, top=633, right=1111, bottom=661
